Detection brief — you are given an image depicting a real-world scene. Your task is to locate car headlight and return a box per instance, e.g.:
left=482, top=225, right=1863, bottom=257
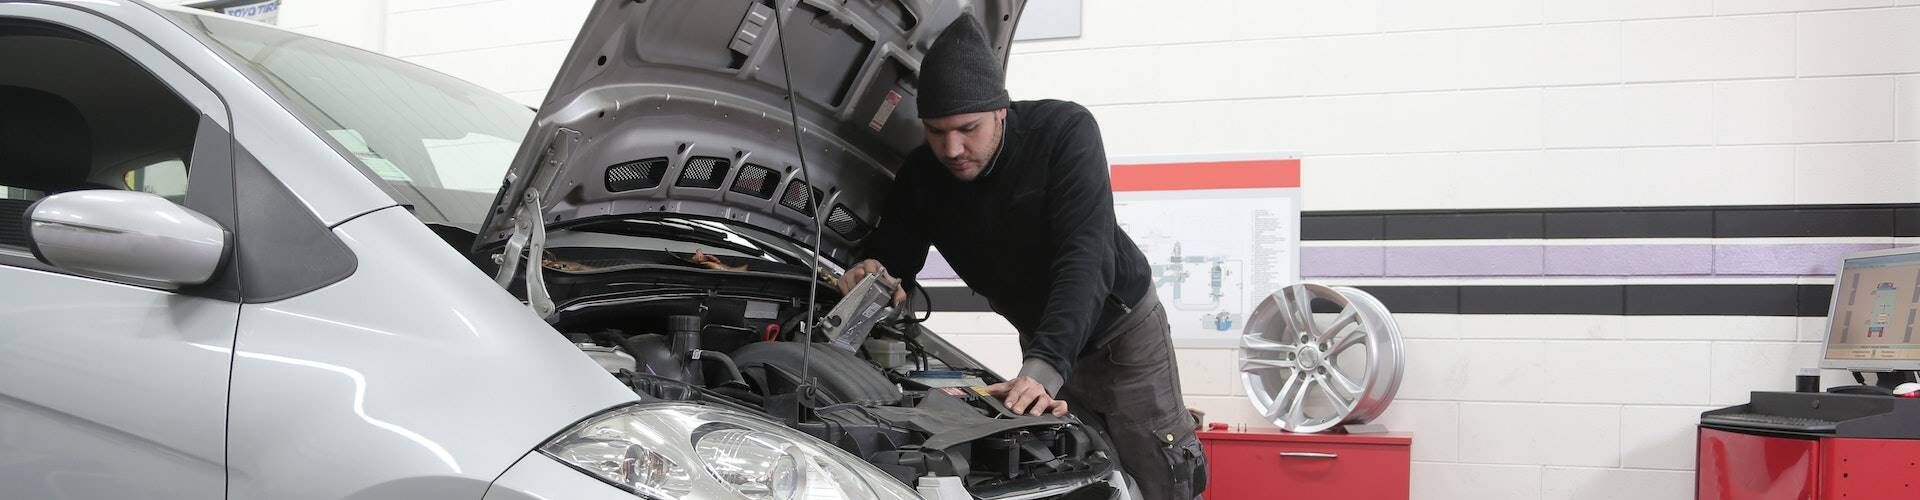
left=540, top=402, right=919, bottom=499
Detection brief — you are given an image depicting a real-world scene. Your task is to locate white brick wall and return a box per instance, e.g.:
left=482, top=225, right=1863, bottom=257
left=1542, top=468, right=1694, bottom=500
left=166, top=0, right=1918, bottom=211
left=1008, top=1, right=1919, bottom=211
left=1544, top=0, right=1712, bottom=23
left=1413, top=462, right=1544, bottom=499
left=1796, top=7, right=1920, bottom=77
left=1620, top=15, right=1795, bottom=82
left=160, top=1, right=1916, bottom=499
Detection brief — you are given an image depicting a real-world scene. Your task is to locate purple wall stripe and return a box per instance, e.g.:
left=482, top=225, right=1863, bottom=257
left=1300, top=246, right=1385, bottom=277
left=1713, top=243, right=1893, bottom=275
left=920, top=251, right=960, bottom=280
left=1383, top=246, right=1545, bottom=276
left=1300, top=243, right=1906, bottom=278
left=1543, top=245, right=1716, bottom=276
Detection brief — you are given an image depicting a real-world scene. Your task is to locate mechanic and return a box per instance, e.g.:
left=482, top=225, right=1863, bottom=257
left=838, top=16, right=1207, bottom=499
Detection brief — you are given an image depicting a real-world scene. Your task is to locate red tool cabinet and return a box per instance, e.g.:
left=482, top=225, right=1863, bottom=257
left=1198, top=429, right=1412, bottom=500
left=1697, top=426, right=1920, bottom=499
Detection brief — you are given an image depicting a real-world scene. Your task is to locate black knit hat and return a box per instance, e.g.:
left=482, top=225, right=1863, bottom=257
left=917, top=16, right=1010, bottom=118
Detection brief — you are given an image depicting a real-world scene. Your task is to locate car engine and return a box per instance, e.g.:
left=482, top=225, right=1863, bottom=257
left=537, top=255, right=1118, bottom=499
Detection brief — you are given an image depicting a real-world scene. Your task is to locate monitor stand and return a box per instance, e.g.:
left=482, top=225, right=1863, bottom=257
left=1827, top=370, right=1920, bottom=396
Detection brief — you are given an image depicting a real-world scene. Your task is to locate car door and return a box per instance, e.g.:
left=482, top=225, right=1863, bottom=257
left=0, top=4, right=239, bottom=499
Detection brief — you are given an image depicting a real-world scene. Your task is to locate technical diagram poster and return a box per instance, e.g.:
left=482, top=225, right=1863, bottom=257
left=1109, top=155, right=1301, bottom=348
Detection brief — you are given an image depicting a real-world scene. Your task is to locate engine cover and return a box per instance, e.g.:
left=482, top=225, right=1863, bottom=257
left=731, top=341, right=903, bottom=405
left=731, top=341, right=1114, bottom=498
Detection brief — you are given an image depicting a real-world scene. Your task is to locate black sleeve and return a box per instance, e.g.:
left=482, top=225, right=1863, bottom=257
left=1025, top=108, right=1118, bottom=381
left=860, top=158, right=931, bottom=289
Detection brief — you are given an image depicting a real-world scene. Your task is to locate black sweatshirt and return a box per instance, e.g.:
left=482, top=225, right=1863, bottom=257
left=862, top=100, right=1151, bottom=385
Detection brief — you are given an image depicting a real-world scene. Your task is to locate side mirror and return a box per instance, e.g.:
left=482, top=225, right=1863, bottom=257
left=27, top=190, right=230, bottom=290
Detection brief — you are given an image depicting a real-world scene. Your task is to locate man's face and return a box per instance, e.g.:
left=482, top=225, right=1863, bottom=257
left=922, top=108, right=1006, bottom=182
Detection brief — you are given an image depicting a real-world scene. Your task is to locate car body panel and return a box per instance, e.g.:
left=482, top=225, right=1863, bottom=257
left=1, top=4, right=632, bottom=498
left=478, top=0, right=1024, bottom=264
left=0, top=263, right=238, bottom=500
left=224, top=206, right=637, bottom=499
left=0, top=3, right=237, bottom=499
left=2, top=2, right=1117, bottom=499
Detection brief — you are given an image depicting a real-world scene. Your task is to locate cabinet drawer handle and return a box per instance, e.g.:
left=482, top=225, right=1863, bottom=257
left=1279, top=452, right=1338, bottom=459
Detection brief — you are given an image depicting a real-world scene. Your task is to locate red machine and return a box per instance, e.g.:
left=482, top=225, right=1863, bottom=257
left=1697, top=427, right=1920, bottom=499
left=1698, top=249, right=1920, bottom=499
left=1697, top=391, right=1920, bottom=499
left=1197, top=428, right=1412, bottom=500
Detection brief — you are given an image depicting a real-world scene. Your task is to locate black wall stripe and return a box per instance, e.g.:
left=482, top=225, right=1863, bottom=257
left=1798, top=285, right=1837, bottom=317
left=1895, top=207, right=1920, bottom=238
left=1463, top=286, right=1624, bottom=315
left=1301, top=215, right=1384, bottom=241
left=1714, top=208, right=1896, bottom=239
left=1304, top=204, right=1920, bottom=240
left=1386, top=213, right=1543, bottom=240
left=925, top=284, right=1837, bottom=317
left=1626, top=285, right=1801, bottom=316
left=1544, top=210, right=1714, bottom=239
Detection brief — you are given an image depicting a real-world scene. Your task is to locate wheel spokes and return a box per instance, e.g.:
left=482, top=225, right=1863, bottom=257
left=1317, top=308, right=1359, bottom=343
left=1241, top=357, right=1297, bottom=371
left=1285, top=284, right=1320, bottom=341
left=1327, top=367, right=1363, bottom=401
left=1264, top=371, right=1303, bottom=418
left=1283, top=376, right=1310, bottom=423
left=1328, top=329, right=1368, bottom=357
left=1241, top=335, right=1300, bottom=354
left=1315, top=376, right=1356, bottom=413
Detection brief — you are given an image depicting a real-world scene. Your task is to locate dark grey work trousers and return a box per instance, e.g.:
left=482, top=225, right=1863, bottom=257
left=1056, top=293, right=1208, bottom=499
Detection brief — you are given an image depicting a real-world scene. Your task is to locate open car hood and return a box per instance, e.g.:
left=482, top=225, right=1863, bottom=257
left=477, top=0, right=1025, bottom=264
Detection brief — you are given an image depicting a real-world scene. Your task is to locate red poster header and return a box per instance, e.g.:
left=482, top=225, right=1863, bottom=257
left=1109, top=159, right=1301, bottom=192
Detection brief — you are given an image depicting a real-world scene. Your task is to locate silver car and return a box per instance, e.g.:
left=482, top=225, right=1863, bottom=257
left=0, top=0, right=1128, bottom=499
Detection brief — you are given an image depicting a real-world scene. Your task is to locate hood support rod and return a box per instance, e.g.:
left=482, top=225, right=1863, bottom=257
left=774, top=0, right=829, bottom=421
left=493, top=189, right=557, bottom=319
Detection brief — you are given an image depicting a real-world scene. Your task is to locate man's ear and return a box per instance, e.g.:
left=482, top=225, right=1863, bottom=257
left=994, top=108, right=1008, bottom=120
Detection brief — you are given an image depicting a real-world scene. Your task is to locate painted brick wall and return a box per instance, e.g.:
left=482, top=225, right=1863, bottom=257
left=151, top=1, right=1920, bottom=499
left=1001, top=2, right=1918, bottom=499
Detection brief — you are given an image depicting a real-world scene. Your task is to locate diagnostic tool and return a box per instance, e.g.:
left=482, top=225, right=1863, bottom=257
left=823, top=272, right=898, bottom=352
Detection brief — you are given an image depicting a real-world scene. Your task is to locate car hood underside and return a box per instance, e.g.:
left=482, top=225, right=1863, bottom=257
left=477, top=0, right=1024, bottom=264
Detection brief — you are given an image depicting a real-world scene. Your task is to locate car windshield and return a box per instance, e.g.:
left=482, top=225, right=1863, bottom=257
left=167, top=11, right=531, bottom=229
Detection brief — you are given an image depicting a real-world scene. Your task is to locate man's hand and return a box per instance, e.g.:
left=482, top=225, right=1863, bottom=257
left=839, top=259, right=909, bottom=306
left=985, top=376, right=1070, bottom=417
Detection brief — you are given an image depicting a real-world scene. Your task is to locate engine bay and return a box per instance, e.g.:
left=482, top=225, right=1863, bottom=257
left=536, top=248, right=1117, bottom=498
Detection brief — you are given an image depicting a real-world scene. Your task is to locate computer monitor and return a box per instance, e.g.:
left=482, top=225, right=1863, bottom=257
left=1821, top=246, right=1920, bottom=371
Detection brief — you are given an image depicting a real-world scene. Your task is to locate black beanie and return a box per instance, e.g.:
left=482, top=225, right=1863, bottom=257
left=917, top=16, right=1010, bottom=118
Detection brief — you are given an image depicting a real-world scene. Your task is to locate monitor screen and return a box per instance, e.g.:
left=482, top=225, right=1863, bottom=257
left=1824, top=249, right=1920, bottom=370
